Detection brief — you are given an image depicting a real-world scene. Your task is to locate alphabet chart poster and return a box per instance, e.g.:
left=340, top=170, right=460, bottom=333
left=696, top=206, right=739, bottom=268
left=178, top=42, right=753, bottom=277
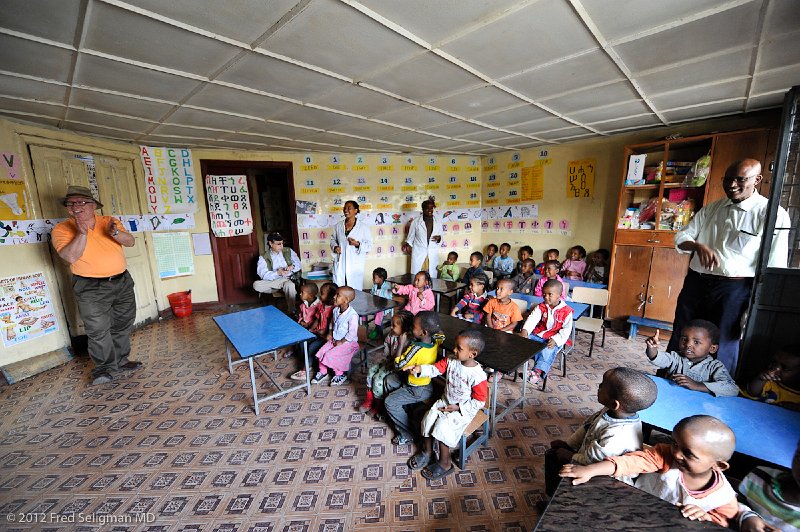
left=140, top=146, right=198, bottom=214
left=0, top=272, right=58, bottom=347
left=205, top=175, right=253, bottom=237
left=567, top=158, right=595, bottom=198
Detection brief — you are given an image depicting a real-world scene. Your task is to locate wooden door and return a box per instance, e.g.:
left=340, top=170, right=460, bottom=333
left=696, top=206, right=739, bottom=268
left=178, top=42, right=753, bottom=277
left=94, top=156, right=159, bottom=324
left=29, top=146, right=159, bottom=335
left=706, top=129, right=772, bottom=204
left=644, top=247, right=690, bottom=322
left=607, top=245, right=652, bottom=319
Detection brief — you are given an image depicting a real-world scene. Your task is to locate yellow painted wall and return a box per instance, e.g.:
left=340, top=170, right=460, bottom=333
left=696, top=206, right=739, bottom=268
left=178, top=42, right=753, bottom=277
left=0, top=108, right=779, bottom=365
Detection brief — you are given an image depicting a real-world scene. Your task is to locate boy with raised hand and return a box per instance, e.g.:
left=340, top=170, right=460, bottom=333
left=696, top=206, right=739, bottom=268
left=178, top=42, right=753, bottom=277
left=560, top=415, right=742, bottom=527
left=544, top=367, right=658, bottom=496
left=645, top=319, right=739, bottom=397
left=405, top=329, right=488, bottom=480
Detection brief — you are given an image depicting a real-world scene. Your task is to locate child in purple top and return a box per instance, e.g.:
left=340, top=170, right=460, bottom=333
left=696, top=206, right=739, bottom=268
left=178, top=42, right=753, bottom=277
left=393, top=271, right=435, bottom=315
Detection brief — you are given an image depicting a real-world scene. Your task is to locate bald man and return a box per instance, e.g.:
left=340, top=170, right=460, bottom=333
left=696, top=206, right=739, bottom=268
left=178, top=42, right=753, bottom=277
left=667, top=159, right=790, bottom=375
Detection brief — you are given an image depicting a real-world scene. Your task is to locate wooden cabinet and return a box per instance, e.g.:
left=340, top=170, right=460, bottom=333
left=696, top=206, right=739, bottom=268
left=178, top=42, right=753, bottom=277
left=607, top=128, right=777, bottom=321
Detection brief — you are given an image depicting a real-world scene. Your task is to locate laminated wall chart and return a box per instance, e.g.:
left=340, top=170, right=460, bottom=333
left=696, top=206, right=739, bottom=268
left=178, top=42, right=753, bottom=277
left=0, top=272, right=58, bottom=347
left=205, top=175, right=253, bottom=237
left=140, top=146, right=198, bottom=214
left=152, top=232, right=194, bottom=278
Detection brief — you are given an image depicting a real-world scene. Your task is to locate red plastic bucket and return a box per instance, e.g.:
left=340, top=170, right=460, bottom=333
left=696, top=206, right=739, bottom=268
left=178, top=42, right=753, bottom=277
left=167, top=290, right=192, bottom=317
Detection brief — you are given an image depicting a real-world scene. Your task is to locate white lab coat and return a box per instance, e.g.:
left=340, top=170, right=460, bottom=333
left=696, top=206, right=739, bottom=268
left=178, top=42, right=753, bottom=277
left=330, top=216, right=372, bottom=290
left=405, top=215, right=443, bottom=278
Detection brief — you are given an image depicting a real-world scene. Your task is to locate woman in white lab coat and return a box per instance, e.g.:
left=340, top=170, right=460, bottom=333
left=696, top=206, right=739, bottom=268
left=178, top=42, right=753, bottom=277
left=402, top=199, right=442, bottom=278
left=330, top=200, right=372, bottom=290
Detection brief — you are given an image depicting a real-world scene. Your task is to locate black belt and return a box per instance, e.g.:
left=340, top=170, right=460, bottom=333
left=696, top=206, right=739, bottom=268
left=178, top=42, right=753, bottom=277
left=691, top=270, right=751, bottom=282
left=75, top=270, right=127, bottom=282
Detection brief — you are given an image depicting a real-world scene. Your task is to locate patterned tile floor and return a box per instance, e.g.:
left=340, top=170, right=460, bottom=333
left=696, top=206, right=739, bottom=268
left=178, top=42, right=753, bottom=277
left=0, top=306, right=653, bottom=531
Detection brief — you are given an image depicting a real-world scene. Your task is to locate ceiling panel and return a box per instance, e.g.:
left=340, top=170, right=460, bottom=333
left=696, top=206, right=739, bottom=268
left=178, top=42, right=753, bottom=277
left=371, top=106, right=453, bottom=130
left=357, top=0, right=522, bottom=45
left=457, top=130, right=521, bottom=143
left=63, top=122, right=142, bottom=140
left=308, top=83, right=414, bottom=118
left=540, top=82, right=640, bottom=115
left=261, top=0, right=421, bottom=80
left=421, top=121, right=493, bottom=137
left=123, top=0, right=301, bottom=44
left=535, top=126, right=592, bottom=141
left=510, top=116, right=576, bottom=135
left=568, top=100, right=652, bottom=123
left=84, top=2, right=240, bottom=78
left=578, top=0, right=726, bottom=42
left=426, top=85, right=523, bottom=118
left=747, top=92, right=786, bottom=110
left=663, top=100, right=746, bottom=122
left=650, top=79, right=749, bottom=110
left=757, top=32, right=800, bottom=72
left=0, top=97, right=64, bottom=118
left=634, top=49, right=753, bottom=95
left=0, top=74, right=67, bottom=102
left=185, top=84, right=297, bottom=119
left=613, top=2, right=761, bottom=74
left=239, top=120, right=323, bottom=139
left=70, top=88, right=173, bottom=122
left=415, top=137, right=467, bottom=150
left=65, top=107, right=154, bottom=132
left=331, top=118, right=411, bottom=139
left=166, top=107, right=262, bottom=131
left=589, top=114, right=662, bottom=133
left=0, top=35, right=74, bottom=82
left=0, top=113, right=61, bottom=128
left=762, top=0, right=800, bottom=37
left=1, top=0, right=82, bottom=43
left=268, top=105, right=355, bottom=130
left=216, top=52, right=344, bottom=102
left=362, top=51, right=484, bottom=103
left=149, top=124, right=227, bottom=138
left=502, top=49, right=623, bottom=100
left=472, top=105, right=552, bottom=128
left=74, top=53, right=200, bottom=101
left=441, top=0, right=597, bottom=78
left=752, top=64, right=800, bottom=96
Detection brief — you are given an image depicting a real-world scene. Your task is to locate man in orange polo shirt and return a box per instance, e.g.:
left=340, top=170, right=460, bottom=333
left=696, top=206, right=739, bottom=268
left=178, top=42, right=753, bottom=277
left=51, top=185, right=141, bottom=385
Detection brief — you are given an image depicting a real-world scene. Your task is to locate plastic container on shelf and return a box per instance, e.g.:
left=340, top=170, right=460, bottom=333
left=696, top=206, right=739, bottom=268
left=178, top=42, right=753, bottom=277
left=167, top=290, right=192, bottom=317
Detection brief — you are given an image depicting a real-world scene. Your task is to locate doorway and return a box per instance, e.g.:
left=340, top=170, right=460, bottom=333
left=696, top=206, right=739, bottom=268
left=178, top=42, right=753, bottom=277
left=199, top=160, right=295, bottom=305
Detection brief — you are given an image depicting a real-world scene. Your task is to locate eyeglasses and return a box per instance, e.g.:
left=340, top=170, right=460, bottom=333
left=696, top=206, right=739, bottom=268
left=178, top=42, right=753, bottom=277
left=722, top=174, right=760, bottom=184
left=64, top=200, right=95, bottom=207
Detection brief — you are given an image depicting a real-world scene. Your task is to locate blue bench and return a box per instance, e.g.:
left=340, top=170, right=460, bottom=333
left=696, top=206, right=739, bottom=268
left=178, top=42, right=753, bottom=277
left=627, top=316, right=673, bottom=340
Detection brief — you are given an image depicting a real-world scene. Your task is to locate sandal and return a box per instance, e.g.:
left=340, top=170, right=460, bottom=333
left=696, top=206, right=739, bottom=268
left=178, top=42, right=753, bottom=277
left=289, top=370, right=307, bottom=381
left=408, top=453, right=432, bottom=471
left=527, top=370, right=543, bottom=385
left=421, top=462, right=454, bottom=480
left=392, top=434, right=412, bottom=445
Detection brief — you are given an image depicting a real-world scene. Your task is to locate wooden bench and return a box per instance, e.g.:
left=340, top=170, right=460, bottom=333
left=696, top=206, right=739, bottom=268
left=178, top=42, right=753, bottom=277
left=627, top=316, right=673, bottom=340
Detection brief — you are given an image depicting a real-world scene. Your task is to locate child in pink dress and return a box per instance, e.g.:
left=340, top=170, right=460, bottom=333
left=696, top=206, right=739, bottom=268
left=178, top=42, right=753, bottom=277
left=534, top=260, right=570, bottom=298
left=392, top=271, right=435, bottom=314
left=311, top=286, right=360, bottom=387
left=561, top=245, right=587, bottom=281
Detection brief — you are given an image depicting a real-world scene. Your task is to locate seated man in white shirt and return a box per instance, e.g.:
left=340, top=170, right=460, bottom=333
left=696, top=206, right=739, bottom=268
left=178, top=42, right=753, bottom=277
left=253, top=232, right=301, bottom=314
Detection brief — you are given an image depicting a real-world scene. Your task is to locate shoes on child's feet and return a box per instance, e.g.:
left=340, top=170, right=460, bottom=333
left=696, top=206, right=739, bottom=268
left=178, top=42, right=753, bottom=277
left=527, top=369, right=544, bottom=385
left=367, top=328, right=380, bottom=341
left=311, top=371, right=330, bottom=384
left=392, top=434, right=412, bottom=445
left=289, top=369, right=307, bottom=381
left=330, top=374, right=348, bottom=386
left=359, top=390, right=374, bottom=413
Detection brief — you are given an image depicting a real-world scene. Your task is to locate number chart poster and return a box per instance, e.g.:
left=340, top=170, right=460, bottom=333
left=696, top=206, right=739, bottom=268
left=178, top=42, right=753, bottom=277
left=205, top=175, right=253, bottom=237
left=140, top=146, right=198, bottom=214
left=0, top=272, right=58, bottom=347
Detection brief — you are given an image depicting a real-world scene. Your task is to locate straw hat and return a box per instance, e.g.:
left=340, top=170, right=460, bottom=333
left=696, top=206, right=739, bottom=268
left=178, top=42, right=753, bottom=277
left=61, top=185, right=103, bottom=208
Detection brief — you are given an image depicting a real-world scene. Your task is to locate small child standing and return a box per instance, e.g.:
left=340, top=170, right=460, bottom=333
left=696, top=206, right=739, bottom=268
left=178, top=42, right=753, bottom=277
left=514, top=245, right=533, bottom=276
left=461, top=251, right=485, bottom=286
left=584, top=249, right=609, bottom=284
left=359, top=310, right=414, bottom=417
left=368, top=267, right=393, bottom=340
left=384, top=311, right=445, bottom=445
left=483, top=244, right=498, bottom=269
left=437, top=251, right=460, bottom=281
left=510, top=258, right=536, bottom=294
left=536, top=248, right=559, bottom=275
left=492, top=242, right=515, bottom=278
left=534, top=260, right=569, bottom=298
left=561, top=245, right=587, bottom=281
left=483, top=278, right=523, bottom=333
left=544, top=367, right=658, bottom=496
left=560, top=415, right=743, bottom=527
left=519, top=279, right=573, bottom=385
left=645, top=320, right=739, bottom=397
left=743, top=345, right=800, bottom=410
left=451, top=273, right=489, bottom=324
left=406, top=329, right=488, bottom=480
left=288, top=282, right=337, bottom=380
left=311, top=286, right=359, bottom=386
left=392, top=270, right=435, bottom=314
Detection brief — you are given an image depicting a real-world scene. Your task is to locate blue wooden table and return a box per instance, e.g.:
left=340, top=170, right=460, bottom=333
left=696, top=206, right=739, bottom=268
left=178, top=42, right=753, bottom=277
left=639, top=376, right=800, bottom=468
left=214, top=306, right=315, bottom=415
